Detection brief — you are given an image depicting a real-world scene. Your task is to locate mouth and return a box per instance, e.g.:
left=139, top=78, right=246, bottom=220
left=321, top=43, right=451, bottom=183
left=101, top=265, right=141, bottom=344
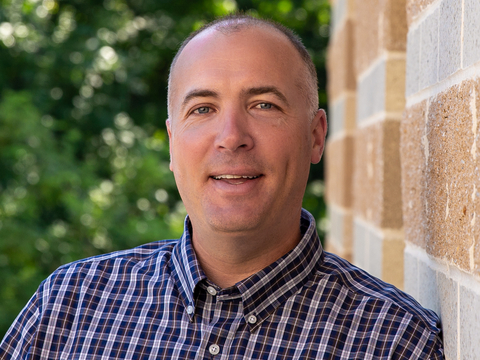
left=212, top=175, right=260, bottom=180
left=210, top=174, right=263, bottom=185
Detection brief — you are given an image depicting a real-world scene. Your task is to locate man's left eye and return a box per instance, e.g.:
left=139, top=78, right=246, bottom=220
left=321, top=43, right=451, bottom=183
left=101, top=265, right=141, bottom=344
left=256, top=103, right=272, bottom=109
left=194, top=107, right=211, bottom=114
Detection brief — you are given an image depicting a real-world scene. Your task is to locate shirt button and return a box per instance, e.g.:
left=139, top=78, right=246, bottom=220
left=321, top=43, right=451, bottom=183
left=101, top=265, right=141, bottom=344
left=207, top=286, right=217, bottom=296
left=186, top=305, right=194, bottom=315
left=209, top=344, right=220, bottom=355
left=247, top=315, right=257, bottom=324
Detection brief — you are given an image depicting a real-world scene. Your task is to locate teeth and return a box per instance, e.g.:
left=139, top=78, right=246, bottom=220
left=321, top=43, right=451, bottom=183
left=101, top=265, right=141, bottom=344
left=213, top=175, right=259, bottom=180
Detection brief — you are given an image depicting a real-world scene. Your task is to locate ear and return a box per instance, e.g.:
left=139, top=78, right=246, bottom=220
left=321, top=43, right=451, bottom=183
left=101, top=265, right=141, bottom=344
left=310, top=109, right=327, bottom=164
left=166, top=119, right=173, bottom=171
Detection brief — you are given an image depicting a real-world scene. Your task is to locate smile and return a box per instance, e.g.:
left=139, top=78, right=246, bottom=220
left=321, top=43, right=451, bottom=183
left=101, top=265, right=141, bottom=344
left=212, top=175, right=260, bottom=180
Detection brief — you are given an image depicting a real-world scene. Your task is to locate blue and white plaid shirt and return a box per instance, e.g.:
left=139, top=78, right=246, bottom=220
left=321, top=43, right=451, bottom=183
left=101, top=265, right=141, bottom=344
left=1, top=209, right=443, bottom=359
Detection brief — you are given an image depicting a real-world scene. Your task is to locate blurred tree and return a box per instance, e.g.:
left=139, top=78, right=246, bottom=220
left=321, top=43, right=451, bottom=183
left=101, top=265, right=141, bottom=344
left=0, top=0, right=330, bottom=338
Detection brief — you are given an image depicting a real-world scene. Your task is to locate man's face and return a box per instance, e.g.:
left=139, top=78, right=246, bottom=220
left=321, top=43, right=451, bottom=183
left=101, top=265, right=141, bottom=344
left=167, top=26, right=325, bottom=236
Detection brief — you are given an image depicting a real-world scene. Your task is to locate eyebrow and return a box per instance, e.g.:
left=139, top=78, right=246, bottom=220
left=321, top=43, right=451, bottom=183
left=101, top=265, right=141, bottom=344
left=243, top=86, right=289, bottom=106
left=180, top=86, right=289, bottom=110
left=181, top=89, right=219, bottom=109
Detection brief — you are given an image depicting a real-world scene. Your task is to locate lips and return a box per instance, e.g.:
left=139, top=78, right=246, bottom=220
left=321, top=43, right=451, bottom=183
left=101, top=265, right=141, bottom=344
left=209, top=173, right=263, bottom=187
left=212, top=175, right=260, bottom=180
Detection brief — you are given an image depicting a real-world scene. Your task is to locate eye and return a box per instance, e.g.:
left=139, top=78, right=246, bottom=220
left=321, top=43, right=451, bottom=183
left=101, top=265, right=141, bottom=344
left=256, top=103, right=273, bottom=110
left=194, top=106, right=211, bottom=114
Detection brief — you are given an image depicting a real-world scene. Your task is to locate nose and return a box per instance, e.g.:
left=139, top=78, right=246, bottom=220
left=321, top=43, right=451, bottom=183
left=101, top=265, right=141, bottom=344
left=214, top=108, right=254, bottom=152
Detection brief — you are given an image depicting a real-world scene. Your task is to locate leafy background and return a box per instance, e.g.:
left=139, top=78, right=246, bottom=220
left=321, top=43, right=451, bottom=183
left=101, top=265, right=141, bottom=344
left=0, top=0, right=330, bottom=338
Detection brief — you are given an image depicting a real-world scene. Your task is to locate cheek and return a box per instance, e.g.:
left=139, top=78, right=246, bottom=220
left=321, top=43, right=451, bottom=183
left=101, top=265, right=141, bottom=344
left=171, top=130, right=209, bottom=170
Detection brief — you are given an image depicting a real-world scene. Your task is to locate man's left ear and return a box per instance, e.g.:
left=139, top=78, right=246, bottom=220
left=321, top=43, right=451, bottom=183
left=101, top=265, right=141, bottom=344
left=310, top=109, right=327, bottom=164
left=166, top=119, right=174, bottom=172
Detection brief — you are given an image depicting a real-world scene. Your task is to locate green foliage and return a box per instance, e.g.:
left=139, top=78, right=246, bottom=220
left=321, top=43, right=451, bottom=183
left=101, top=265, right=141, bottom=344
left=0, top=0, right=329, bottom=338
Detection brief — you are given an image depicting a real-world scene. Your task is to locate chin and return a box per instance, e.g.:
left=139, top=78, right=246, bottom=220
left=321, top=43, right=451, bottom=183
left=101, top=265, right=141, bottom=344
left=205, top=208, right=264, bottom=234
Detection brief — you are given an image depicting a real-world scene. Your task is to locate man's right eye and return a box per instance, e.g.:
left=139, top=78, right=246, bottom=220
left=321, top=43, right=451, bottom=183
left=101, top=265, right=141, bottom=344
left=194, top=107, right=211, bottom=114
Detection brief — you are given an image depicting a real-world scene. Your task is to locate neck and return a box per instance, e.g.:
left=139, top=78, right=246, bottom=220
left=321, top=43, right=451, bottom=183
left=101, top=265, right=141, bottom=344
left=190, top=213, right=302, bottom=289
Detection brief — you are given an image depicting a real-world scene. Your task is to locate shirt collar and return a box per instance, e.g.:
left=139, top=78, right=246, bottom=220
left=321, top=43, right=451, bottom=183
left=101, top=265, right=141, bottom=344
left=170, top=209, right=324, bottom=326
left=235, top=209, right=324, bottom=330
left=170, top=220, right=207, bottom=320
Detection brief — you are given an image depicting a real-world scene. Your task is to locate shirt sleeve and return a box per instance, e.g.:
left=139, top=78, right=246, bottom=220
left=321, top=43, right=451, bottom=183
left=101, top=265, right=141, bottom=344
left=392, top=316, right=445, bottom=360
left=428, top=330, right=445, bottom=360
left=0, top=283, right=45, bottom=359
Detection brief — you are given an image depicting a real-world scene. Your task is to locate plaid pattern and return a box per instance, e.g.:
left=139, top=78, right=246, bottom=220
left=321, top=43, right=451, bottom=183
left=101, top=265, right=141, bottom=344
left=1, top=209, right=444, bottom=359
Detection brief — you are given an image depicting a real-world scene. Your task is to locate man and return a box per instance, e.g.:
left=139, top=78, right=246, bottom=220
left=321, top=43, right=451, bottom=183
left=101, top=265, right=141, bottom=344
left=1, top=14, right=443, bottom=359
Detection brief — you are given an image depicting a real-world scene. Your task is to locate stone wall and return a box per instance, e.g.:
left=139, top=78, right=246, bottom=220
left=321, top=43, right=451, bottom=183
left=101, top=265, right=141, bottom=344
left=326, top=0, right=406, bottom=286
left=326, top=0, right=480, bottom=357
left=325, top=0, right=356, bottom=262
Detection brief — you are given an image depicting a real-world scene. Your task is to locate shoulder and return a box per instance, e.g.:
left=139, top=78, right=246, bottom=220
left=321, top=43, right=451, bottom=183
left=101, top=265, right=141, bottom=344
left=0, top=239, right=180, bottom=358
left=42, top=239, right=179, bottom=294
left=318, top=251, right=440, bottom=324
left=25, top=238, right=180, bottom=322
left=312, top=251, right=444, bottom=358
left=57, top=238, right=178, bottom=268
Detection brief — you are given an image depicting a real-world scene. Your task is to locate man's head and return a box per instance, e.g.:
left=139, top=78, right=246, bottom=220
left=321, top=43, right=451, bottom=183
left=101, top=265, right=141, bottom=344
left=166, top=15, right=327, bottom=239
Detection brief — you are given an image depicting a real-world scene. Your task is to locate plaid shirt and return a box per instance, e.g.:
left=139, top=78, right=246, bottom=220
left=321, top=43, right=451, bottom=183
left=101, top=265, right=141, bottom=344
left=1, top=209, right=443, bottom=359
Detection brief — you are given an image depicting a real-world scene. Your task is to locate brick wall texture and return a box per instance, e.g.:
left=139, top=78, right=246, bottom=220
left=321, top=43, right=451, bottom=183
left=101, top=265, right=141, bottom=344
left=326, top=0, right=480, bottom=357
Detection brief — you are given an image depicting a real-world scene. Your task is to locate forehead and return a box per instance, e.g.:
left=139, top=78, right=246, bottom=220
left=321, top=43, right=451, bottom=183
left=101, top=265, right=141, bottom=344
left=169, top=26, right=305, bottom=108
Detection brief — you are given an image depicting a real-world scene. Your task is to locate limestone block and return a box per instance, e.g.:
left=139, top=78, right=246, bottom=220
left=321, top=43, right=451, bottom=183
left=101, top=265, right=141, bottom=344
left=327, top=205, right=353, bottom=261
left=463, top=0, right=480, bottom=69
left=354, top=0, right=381, bottom=76
left=406, top=0, right=437, bottom=26
left=382, top=236, right=404, bottom=288
left=344, top=92, right=357, bottom=131
left=329, top=93, right=356, bottom=137
left=329, top=206, right=345, bottom=246
left=383, top=0, right=407, bottom=52
left=438, top=0, right=462, bottom=81
left=327, top=19, right=356, bottom=101
left=329, top=97, right=345, bottom=137
left=354, top=0, right=406, bottom=75
left=417, top=260, right=440, bottom=314
left=354, top=123, right=382, bottom=225
left=324, top=237, right=339, bottom=256
left=385, top=58, right=406, bottom=113
left=357, top=59, right=386, bottom=123
left=459, top=284, right=480, bottom=359
left=382, top=120, right=403, bottom=229
left=353, top=218, right=368, bottom=270
left=327, top=36, right=341, bottom=101
left=403, top=249, right=419, bottom=300
left=426, top=81, right=476, bottom=271
left=354, top=120, right=402, bottom=228
left=353, top=218, right=381, bottom=276
left=369, top=228, right=383, bottom=278
left=325, top=135, right=354, bottom=207
left=331, top=0, right=347, bottom=33
left=343, top=213, right=353, bottom=262
left=437, top=272, right=458, bottom=360
left=406, top=25, right=420, bottom=97
left=474, top=80, right=480, bottom=274
left=401, top=101, right=427, bottom=248
left=404, top=250, right=480, bottom=360
left=419, top=7, right=439, bottom=90
left=353, top=219, right=404, bottom=288
left=328, top=92, right=357, bottom=138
